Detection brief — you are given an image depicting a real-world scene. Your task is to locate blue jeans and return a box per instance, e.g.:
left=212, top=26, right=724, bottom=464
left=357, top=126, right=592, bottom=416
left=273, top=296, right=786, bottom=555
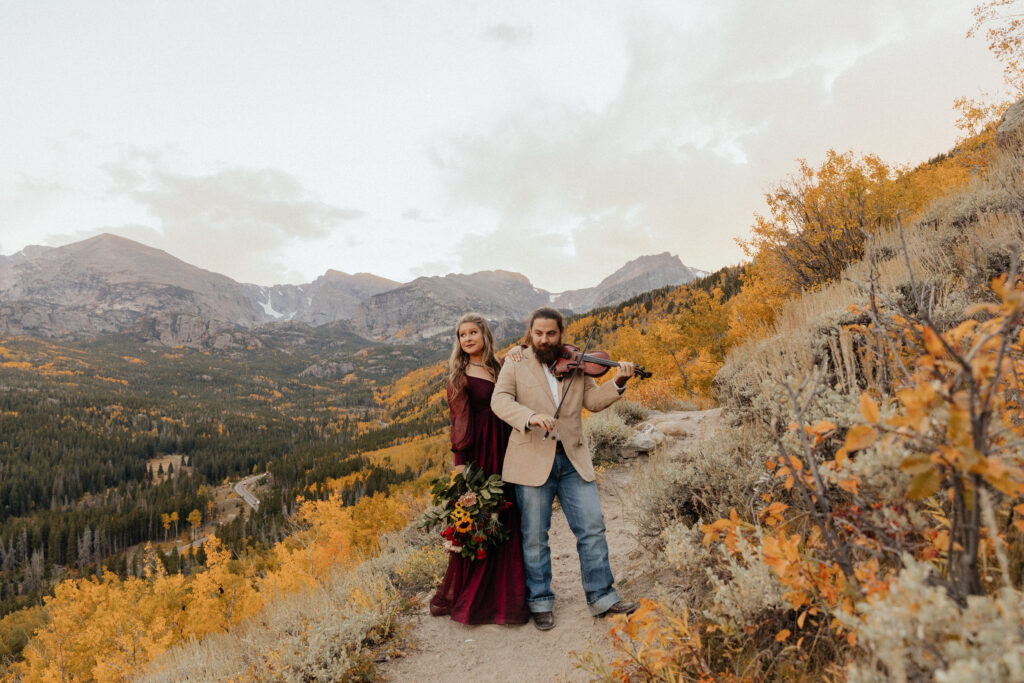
left=515, top=449, right=619, bottom=616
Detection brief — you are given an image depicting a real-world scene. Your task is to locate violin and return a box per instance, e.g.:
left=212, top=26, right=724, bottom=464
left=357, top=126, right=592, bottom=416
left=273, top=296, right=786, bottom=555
left=549, top=344, right=652, bottom=381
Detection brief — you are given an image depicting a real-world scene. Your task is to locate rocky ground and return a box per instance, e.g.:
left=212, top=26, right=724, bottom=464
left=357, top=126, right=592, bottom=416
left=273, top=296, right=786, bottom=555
left=378, top=408, right=720, bottom=682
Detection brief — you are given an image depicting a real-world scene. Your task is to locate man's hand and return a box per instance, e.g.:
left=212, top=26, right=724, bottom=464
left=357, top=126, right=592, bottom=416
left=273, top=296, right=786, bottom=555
left=614, top=361, right=635, bottom=387
left=528, top=413, right=557, bottom=432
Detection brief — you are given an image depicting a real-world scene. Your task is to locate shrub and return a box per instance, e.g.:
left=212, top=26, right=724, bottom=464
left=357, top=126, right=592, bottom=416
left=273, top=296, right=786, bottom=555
left=611, top=399, right=651, bottom=426
left=392, top=543, right=448, bottom=595
left=842, top=559, right=1024, bottom=682
left=704, top=534, right=787, bottom=628
left=584, top=411, right=633, bottom=465
left=635, top=421, right=777, bottom=531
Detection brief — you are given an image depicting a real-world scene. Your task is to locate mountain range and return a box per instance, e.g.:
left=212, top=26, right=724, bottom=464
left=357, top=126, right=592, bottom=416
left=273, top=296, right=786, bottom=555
left=0, top=233, right=705, bottom=345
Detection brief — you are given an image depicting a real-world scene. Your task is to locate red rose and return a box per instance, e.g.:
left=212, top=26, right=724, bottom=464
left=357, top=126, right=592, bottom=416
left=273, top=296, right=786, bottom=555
left=441, top=527, right=455, bottom=538
left=476, top=548, right=486, bottom=560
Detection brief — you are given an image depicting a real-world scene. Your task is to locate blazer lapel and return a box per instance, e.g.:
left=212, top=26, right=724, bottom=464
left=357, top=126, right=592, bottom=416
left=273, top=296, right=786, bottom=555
left=522, top=348, right=558, bottom=413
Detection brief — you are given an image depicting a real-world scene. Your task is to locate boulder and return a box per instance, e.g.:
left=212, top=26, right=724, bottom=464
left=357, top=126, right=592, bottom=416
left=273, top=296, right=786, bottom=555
left=995, top=96, right=1024, bottom=150
left=629, top=423, right=665, bottom=451
left=657, top=420, right=690, bottom=438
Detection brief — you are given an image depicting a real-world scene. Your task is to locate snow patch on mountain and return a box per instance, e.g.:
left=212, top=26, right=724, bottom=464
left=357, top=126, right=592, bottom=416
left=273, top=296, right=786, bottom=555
left=257, top=289, right=289, bottom=320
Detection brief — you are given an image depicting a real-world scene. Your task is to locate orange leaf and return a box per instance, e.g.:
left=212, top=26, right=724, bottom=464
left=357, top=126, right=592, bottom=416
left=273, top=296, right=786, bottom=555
left=843, top=425, right=878, bottom=453
left=923, top=326, right=945, bottom=358
left=859, top=392, right=879, bottom=423
left=964, top=302, right=998, bottom=317
left=776, top=629, right=791, bottom=642
left=900, top=453, right=934, bottom=475
left=908, top=469, right=942, bottom=499
left=837, top=478, right=860, bottom=495
left=811, top=420, right=837, bottom=436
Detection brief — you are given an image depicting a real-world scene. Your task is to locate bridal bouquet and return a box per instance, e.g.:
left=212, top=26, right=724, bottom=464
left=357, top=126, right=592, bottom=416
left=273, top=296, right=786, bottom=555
left=421, top=464, right=511, bottom=560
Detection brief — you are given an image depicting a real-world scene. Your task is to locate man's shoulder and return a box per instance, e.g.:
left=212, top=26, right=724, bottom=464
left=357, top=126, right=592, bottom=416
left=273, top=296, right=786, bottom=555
left=497, top=346, right=536, bottom=382
left=505, top=346, right=539, bottom=368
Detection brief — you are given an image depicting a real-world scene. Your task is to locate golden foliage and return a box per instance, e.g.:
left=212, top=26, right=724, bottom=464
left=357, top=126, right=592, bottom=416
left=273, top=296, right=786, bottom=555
left=970, top=0, right=1024, bottom=94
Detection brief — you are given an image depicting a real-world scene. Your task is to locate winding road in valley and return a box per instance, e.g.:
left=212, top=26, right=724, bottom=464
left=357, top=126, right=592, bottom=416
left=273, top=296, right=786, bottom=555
left=175, top=472, right=268, bottom=553
left=234, top=472, right=267, bottom=511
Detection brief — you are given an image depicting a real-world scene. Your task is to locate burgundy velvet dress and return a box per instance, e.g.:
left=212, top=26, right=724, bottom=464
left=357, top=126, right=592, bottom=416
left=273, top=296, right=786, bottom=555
left=429, top=375, right=529, bottom=625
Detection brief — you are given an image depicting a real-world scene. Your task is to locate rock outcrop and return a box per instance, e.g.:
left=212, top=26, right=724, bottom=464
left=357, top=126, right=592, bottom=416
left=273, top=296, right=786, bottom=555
left=242, top=270, right=400, bottom=324
left=351, top=270, right=550, bottom=342
left=298, top=360, right=356, bottom=378
left=552, top=252, right=700, bottom=312
left=128, top=313, right=263, bottom=350
left=995, top=96, right=1024, bottom=151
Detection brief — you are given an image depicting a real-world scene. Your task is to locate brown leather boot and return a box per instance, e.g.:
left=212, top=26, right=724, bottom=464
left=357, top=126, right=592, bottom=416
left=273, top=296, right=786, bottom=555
left=532, top=611, right=555, bottom=630
left=596, top=600, right=638, bottom=617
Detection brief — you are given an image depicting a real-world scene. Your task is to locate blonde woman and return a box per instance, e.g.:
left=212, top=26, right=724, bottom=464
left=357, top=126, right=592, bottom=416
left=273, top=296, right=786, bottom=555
left=429, top=313, right=528, bottom=625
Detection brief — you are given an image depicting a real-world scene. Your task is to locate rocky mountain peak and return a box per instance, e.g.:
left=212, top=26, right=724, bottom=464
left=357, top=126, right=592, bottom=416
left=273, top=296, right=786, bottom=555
left=320, top=269, right=400, bottom=289
left=0, top=232, right=705, bottom=345
left=602, top=252, right=684, bottom=286
left=552, top=252, right=698, bottom=313
left=351, top=269, right=550, bottom=342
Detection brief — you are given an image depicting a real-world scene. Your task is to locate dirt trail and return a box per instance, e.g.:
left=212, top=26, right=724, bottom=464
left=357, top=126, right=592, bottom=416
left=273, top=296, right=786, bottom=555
left=379, top=408, right=720, bottom=683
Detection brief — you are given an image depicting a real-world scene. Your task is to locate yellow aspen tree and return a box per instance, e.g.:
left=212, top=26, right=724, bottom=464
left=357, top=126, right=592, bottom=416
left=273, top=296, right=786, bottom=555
left=187, top=509, right=202, bottom=540
left=184, top=538, right=261, bottom=638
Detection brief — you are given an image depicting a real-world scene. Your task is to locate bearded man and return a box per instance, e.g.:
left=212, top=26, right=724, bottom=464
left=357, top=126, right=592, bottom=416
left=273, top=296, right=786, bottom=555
left=490, top=306, right=637, bottom=631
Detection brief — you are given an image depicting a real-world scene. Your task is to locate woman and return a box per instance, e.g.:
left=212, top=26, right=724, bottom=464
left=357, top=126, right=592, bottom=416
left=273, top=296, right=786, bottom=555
left=429, top=313, right=529, bottom=625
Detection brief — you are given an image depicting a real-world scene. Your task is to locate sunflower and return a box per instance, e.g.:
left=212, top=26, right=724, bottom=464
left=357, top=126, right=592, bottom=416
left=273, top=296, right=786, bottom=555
left=454, top=517, right=473, bottom=533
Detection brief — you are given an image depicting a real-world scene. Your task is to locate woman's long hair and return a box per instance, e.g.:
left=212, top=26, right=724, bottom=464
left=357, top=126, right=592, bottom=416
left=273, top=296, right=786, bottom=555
left=448, top=312, right=502, bottom=392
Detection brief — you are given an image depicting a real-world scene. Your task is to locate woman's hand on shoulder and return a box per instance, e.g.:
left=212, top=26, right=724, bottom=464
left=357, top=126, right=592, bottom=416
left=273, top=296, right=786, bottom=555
left=505, top=345, right=525, bottom=363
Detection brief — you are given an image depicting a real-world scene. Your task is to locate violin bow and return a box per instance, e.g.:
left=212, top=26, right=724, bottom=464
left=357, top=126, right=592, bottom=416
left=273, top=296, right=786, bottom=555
left=544, top=326, right=596, bottom=440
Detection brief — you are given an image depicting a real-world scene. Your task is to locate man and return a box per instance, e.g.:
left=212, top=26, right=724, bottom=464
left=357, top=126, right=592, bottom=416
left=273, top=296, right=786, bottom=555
left=491, top=307, right=637, bottom=631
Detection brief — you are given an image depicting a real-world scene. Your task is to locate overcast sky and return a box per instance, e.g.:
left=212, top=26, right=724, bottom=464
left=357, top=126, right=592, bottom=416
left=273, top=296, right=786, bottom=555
left=0, top=1, right=1006, bottom=291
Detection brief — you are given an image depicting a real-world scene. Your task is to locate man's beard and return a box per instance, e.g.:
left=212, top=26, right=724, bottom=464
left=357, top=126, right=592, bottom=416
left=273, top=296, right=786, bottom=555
left=533, top=341, right=563, bottom=366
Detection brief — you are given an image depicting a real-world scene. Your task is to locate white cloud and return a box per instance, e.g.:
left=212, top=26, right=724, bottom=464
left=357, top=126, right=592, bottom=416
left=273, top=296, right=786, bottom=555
left=483, top=24, right=534, bottom=48
left=45, top=154, right=367, bottom=285
left=435, top=1, right=998, bottom=290
left=0, top=0, right=1004, bottom=291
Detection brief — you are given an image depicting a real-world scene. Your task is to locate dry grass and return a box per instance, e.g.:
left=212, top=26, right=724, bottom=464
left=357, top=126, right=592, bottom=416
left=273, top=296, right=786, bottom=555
left=141, top=527, right=440, bottom=683
left=718, top=148, right=1024, bottom=420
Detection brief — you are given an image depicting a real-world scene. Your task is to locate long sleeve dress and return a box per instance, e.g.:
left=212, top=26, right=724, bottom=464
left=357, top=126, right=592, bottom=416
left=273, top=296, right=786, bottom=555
left=428, top=376, right=529, bottom=624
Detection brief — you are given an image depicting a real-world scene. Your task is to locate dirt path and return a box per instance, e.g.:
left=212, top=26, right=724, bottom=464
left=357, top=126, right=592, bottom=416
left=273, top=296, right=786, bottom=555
left=379, top=408, right=720, bottom=683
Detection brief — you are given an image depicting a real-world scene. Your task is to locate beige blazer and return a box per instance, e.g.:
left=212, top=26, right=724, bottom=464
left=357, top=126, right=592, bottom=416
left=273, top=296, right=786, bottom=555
left=491, top=346, right=621, bottom=486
